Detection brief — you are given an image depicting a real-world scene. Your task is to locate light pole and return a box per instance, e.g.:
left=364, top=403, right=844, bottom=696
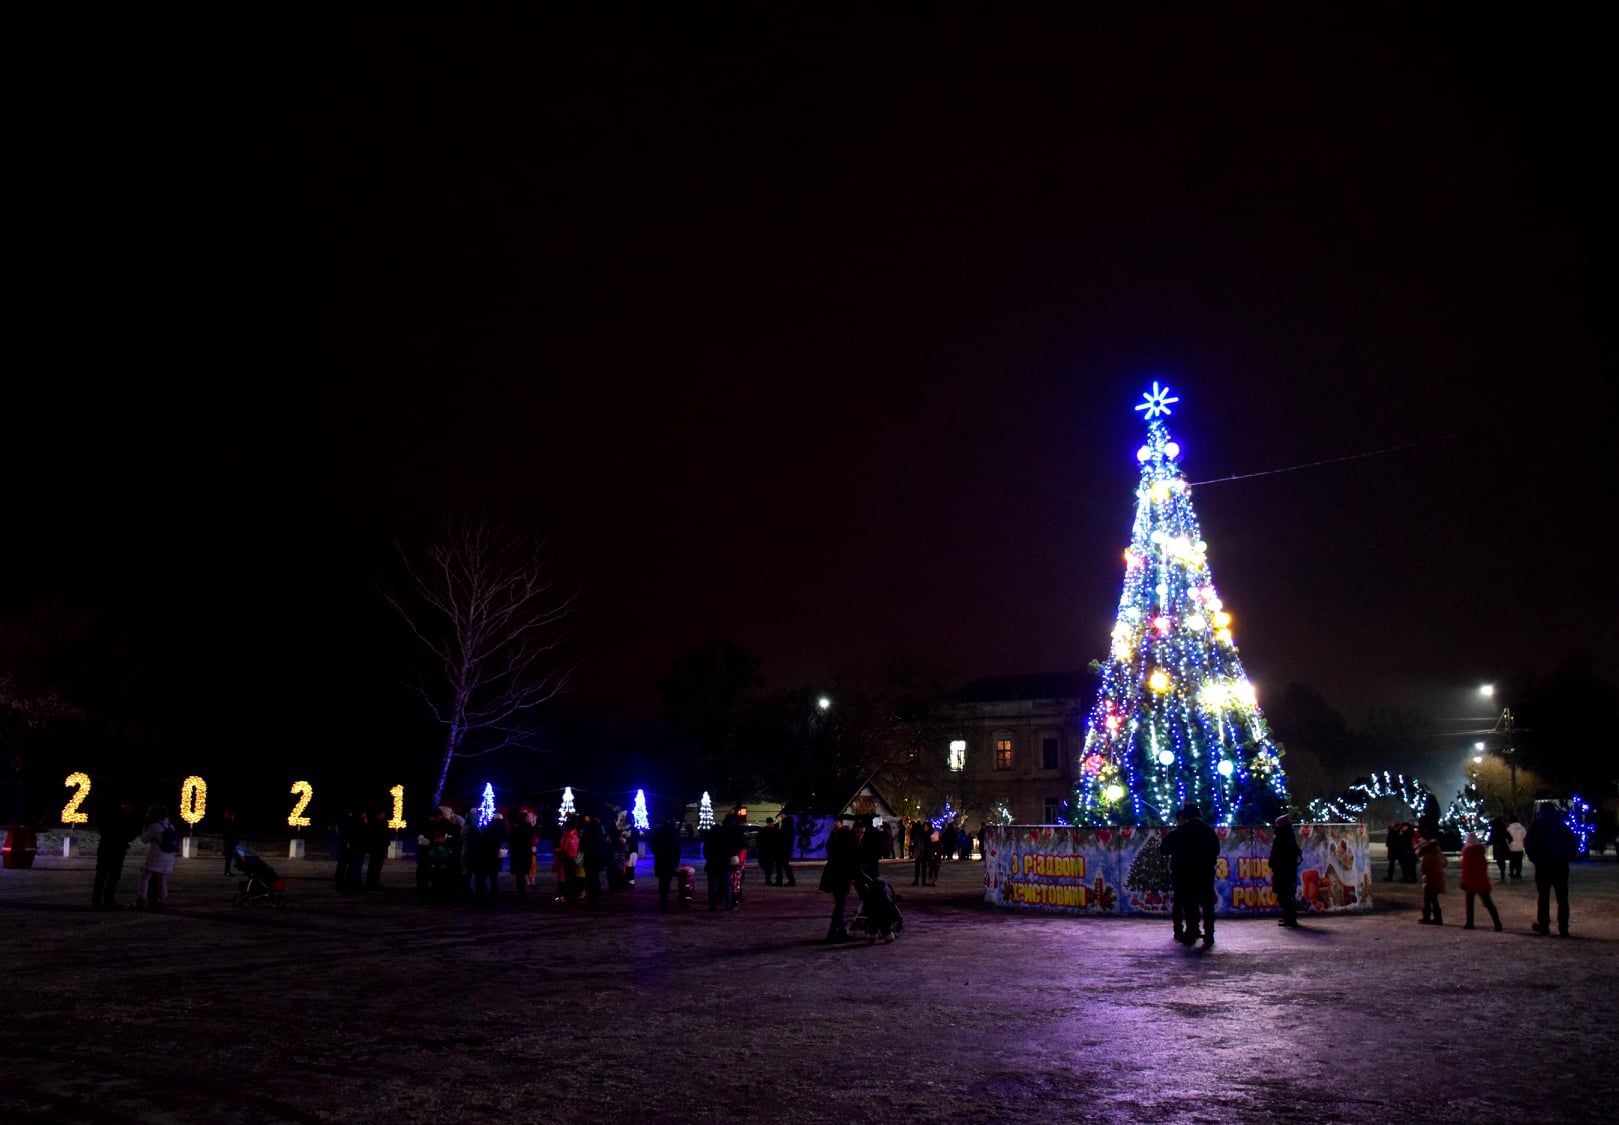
left=1479, top=685, right=1520, bottom=813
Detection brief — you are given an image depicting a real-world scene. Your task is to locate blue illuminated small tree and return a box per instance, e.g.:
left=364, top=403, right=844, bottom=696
left=631, top=789, right=650, bottom=831
left=1070, top=383, right=1288, bottom=826
left=475, top=782, right=497, bottom=829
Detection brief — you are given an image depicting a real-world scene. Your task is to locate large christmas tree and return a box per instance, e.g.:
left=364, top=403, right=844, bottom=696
left=1069, top=383, right=1288, bottom=826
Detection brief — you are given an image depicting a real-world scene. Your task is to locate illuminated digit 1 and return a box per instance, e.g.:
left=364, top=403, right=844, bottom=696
left=62, top=772, right=92, bottom=825
left=387, top=784, right=407, bottom=830
left=179, top=775, right=207, bottom=825
left=288, top=780, right=313, bottom=828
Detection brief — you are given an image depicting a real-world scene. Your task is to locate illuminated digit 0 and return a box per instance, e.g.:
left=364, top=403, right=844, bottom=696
left=287, top=780, right=313, bottom=828
left=387, top=784, right=407, bottom=830
left=62, top=772, right=92, bottom=825
left=179, top=775, right=207, bottom=825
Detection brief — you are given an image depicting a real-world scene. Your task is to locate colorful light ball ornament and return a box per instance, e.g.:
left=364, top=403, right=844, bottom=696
left=179, top=775, right=207, bottom=826
left=1216, top=760, right=1235, bottom=778
left=1104, top=784, right=1125, bottom=802
left=1157, top=750, right=1175, bottom=766
left=61, top=772, right=92, bottom=825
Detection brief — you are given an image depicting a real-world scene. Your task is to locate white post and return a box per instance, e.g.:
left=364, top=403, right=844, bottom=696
left=62, top=836, right=78, bottom=858
left=180, top=836, right=199, bottom=859
left=388, top=839, right=404, bottom=859
left=288, top=838, right=306, bottom=860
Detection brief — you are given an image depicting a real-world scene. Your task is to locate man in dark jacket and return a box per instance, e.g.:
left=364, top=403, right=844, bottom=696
left=1158, top=808, right=1190, bottom=942
left=649, top=817, right=683, bottom=909
left=1269, top=814, right=1303, bottom=927
left=1173, top=803, right=1221, bottom=946
left=92, top=799, right=141, bottom=910
left=820, top=818, right=859, bottom=942
left=756, top=818, right=780, bottom=885
left=1524, top=804, right=1579, bottom=937
left=775, top=812, right=798, bottom=886
left=472, top=810, right=509, bottom=907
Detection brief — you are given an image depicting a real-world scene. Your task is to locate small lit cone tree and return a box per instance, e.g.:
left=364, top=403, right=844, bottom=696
left=558, top=785, right=576, bottom=825
left=475, top=782, right=497, bottom=829
left=631, top=789, right=650, bottom=831
left=1071, top=383, right=1288, bottom=826
left=698, top=791, right=715, bottom=831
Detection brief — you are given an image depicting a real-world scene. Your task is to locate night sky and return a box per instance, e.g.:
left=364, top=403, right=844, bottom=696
left=12, top=11, right=1615, bottom=787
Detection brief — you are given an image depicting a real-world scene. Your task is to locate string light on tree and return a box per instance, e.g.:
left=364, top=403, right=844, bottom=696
left=475, top=783, right=496, bottom=829
left=698, top=792, right=714, bottom=831
left=631, top=789, right=650, bottom=831
left=1070, top=383, right=1289, bottom=826
left=558, top=786, right=576, bottom=825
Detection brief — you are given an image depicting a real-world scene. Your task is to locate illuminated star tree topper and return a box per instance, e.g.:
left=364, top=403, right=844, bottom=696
left=1070, top=383, right=1288, bottom=826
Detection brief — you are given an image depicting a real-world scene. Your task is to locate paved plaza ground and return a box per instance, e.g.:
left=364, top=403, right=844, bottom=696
left=3, top=840, right=1616, bottom=1124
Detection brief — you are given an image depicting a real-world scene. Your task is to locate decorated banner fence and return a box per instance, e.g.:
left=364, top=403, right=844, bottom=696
left=983, top=823, right=1371, bottom=917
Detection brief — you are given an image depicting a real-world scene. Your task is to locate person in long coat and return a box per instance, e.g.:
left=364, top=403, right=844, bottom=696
left=649, top=817, right=683, bottom=909
left=1416, top=835, right=1447, bottom=925
left=820, top=818, right=859, bottom=941
left=1269, top=814, right=1303, bottom=927
left=1458, top=832, right=1502, bottom=931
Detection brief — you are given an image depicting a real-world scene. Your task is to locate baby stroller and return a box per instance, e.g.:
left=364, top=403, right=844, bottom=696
left=231, top=844, right=287, bottom=908
left=849, top=870, right=902, bottom=942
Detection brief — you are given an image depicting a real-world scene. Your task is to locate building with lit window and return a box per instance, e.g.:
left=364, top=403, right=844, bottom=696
left=927, top=672, right=1091, bottom=826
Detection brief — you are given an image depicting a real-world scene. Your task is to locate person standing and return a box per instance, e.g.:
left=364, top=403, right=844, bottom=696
left=774, top=812, right=798, bottom=886
left=1506, top=817, right=1528, bottom=881
left=580, top=813, right=609, bottom=908
left=1159, top=809, right=1190, bottom=942
left=92, top=799, right=140, bottom=910
left=911, top=820, right=933, bottom=886
left=220, top=810, right=242, bottom=876
left=1524, top=804, right=1577, bottom=937
left=365, top=807, right=391, bottom=891
left=820, top=818, right=859, bottom=942
left=1416, top=835, right=1447, bottom=925
left=1458, top=832, right=1503, bottom=931
left=756, top=817, right=780, bottom=885
left=702, top=819, right=735, bottom=911
left=133, top=806, right=179, bottom=911
left=856, top=819, right=884, bottom=880
left=1175, top=804, right=1221, bottom=946
left=507, top=808, right=537, bottom=905
left=1384, top=823, right=1401, bottom=882
left=1270, top=814, right=1303, bottom=928
left=473, top=809, right=509, bottom=906
left=650, top=817, right=683, bottom=909
left=1488, top=817, right=1512, bottom=882
left=554, top=816, right=581, bottom=904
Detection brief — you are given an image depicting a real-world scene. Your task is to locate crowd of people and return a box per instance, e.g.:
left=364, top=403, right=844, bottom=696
left=78, top=798, right=1588, bottom=943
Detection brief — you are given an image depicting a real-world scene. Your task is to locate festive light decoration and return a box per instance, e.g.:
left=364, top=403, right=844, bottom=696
left=288, top=781, right=313, bottom=828
left=61, top=772, right=92, bottom=825
left=698, top=792, right=715, bottom=831
left=558, top=786, right=576, bottom=825
left=179, top=775, right=207, bottom=826
left=1306, top=772, right=1433, bottom=825
left=992, top=801, right=1014, bottom=825
left=388, top=785, right=407, bottom=830
left=1068, top=384, right=1288, bottom=826
left=475, top=783, right=496, bottom=829
left=631, top=789, right=650, bottom=831
left=1565, top=795, right=1597, bottom=855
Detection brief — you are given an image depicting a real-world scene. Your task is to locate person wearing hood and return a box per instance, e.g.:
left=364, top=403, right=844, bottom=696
left=134, top=805, right=179, bottom=911
left=1416, top=835, right=1447, bottom=925
left=1458, top=831, right=1503, bottom=931
left=1269, top=814, right=1303, bottom=928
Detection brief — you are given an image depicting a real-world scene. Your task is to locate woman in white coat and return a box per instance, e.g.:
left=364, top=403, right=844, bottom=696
left=134, top=806, right=178, bottom=910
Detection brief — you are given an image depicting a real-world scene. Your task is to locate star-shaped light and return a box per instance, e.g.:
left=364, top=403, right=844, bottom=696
left=1134, top=381, right=1180, bottom=420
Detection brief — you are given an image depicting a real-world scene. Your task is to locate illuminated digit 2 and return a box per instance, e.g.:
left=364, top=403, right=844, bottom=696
left=62, top=772, right=92, bottom=825
left=288, top=780, right=313, bottom=828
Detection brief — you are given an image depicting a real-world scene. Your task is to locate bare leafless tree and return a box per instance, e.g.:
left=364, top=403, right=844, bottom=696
left=385, top=518, right=577, bottom=807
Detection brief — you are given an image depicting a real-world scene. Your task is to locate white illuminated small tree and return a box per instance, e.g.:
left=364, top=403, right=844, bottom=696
left=558, top=785, right=576, bottom=825
left=631, top=789, right=650, bottom=831
left=698, top=791, right=714, bottom=831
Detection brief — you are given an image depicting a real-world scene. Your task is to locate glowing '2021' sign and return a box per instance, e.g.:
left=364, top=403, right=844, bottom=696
left=62, top=772, right=92, bottom=825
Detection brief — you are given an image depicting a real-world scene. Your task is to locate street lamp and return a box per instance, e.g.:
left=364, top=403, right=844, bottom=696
left=817, top=696, right=831, bottom=712
left=1479, top=684, right=1520, bottom=812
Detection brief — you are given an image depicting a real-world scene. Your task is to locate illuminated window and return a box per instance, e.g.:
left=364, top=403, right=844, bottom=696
left=1043, top=797, right=1061, bottom=823
left=1041, top=736, right=1059, bottom=771
left=995, top=737, right=1012, bottom=770
left=948, top=739, right=967, bottom=772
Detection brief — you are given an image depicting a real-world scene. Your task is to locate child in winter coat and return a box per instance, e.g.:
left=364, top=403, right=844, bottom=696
left=1416, top=836, right=1447, bottom=925
left=1458, top=832, right=1503, bottom=931
left=134, top=806, right=179, bottom=911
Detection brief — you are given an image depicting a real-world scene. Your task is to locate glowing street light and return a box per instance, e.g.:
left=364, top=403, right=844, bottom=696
left=817, top=696, right=831, bottom=711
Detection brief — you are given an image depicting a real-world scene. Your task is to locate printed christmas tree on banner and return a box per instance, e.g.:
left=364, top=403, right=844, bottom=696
left=1070, top=382, right=1288, bottom=826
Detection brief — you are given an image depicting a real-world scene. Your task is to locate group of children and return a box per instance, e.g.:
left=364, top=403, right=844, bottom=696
left=1415, top=831, right=1502, bottom=930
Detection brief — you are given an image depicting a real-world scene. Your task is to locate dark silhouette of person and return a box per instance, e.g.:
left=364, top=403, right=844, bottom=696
left=1270, top=814, right=1303, bottom=927
left=1524, top=804, right=1578, bottom=937
left=1158, top=808, right=1191, bottom=941
left=365, top=808, right=391, bottom=890
left=820, top=818, right=859, bottom=942
left=472, top=809, right=509, bottom=906
left=1175, top=803, right=1221, bottom=946
left=756, top=817, right=780, bottom=885
left=92, top=798, right=141, bottom=910
left=856, top=819, right=885, bottom=879
left=507, top=809, right=536, bottom=905
left=580, top=813, right=609, bottom=908
left=911, top=820, right=934, bottom=886
left=650, top=817, right=683, bottom=909
left=774, top=811, right=798, bottom=886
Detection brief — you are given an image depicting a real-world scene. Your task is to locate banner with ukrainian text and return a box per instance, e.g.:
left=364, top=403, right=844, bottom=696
left=982, top=823, right=1371, bottom=916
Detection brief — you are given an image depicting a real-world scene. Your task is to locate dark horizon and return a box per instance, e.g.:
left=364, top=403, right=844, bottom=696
left=11, top=11, right=1615, bottom=796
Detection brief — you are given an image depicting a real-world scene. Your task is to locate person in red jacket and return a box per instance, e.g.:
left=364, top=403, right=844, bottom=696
left=1416, top=835, right=1447, bottom=925
left=1458, top=832, right=1503, bottom=931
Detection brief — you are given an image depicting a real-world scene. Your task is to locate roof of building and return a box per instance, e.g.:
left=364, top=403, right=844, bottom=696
left=940, top=671, right=1093, bottom=704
